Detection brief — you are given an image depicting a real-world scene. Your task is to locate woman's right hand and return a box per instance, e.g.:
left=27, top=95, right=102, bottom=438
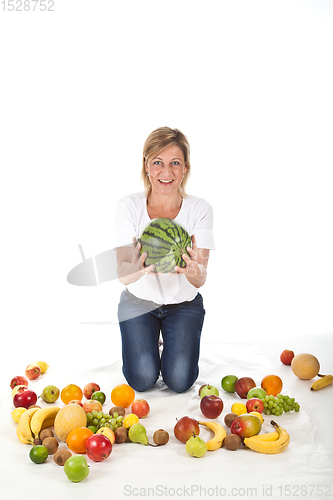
left=116, top=238, right=155, bottom=285
left=131, top=238, right=155, bottom=276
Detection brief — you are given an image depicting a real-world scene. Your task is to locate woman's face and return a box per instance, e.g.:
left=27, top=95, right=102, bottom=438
left=146, top=144, right=187, bottom=198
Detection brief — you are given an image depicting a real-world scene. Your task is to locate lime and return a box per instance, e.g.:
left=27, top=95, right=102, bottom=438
left=87, top=425, right=98, bottom=433
left=91, top=391, right=106, bottom=405
left=29, top=445, right=48, bottom=464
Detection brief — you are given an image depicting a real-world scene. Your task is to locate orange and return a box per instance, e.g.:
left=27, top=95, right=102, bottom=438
left=66, top=426, right=93, bottom=453
left=111, top=384, right=135, bottom=408
left=261, top=375, right=283, bottom=396
left=61, top=384, right=83, bottom=405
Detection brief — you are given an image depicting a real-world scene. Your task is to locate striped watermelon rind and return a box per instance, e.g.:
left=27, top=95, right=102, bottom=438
left=139, top=218, right=192, bottom=273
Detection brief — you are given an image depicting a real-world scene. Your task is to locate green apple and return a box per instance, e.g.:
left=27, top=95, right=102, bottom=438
left=185, top=435, right=207, bottom=458
left=221, top=375, right=238, bottom=393
left=199, top=384, right=219, bottom=399
left=247, top=387, right=266, bottom=400
left=64, top=455, right=89, bottom=482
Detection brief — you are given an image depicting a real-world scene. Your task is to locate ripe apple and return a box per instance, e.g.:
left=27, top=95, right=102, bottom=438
left=10, top=376, right=28, bottom=390
left=13, top=389, right=37, bottom=409
left=64, top=455, right=89, bottom=482
left=200, top=395, right=223, bottom=419
left=174, top=416, right=200, bottom=444
left=246, top=398, right=264, bottom=414
left=83, top=382, right=100, bottom=399
left=131, top=399, right=150, bottom=419
left=221, top=375, right=238, bottom=393
left=280, top=349, right=295, bottom=365
left=247, top=387, right=266, bottom=400
left=25, top=364, right=41, bottom=380
left=82, top=399, right=103, bottom=413
left=67, top=400, right=83, bottom=407
left=230, top=414, right=261, bottom=439
left=235, top=377, right=256, bottom=399
left=199, top=384, right=219, bottom=399
left=97, top=427, right=115, bottom=445
left=86, top=434, right=112, bottom=462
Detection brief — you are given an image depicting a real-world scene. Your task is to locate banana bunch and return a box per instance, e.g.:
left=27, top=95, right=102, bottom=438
left=16, top=406, right=60, bottom=445
left=197, top=420, right=226, bottom=450
left=243, top=420, right=290, bottom=454
left=310, top=374, right=333, bottom=391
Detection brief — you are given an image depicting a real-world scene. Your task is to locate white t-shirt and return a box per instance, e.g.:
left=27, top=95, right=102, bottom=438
left=115, top=192, right=215, bottom=304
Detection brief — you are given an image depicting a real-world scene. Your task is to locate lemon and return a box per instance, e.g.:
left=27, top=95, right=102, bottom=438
left=249, top=411, right=264, bottom=424
left=11, top=407, right=27, bottom=423
left=35, top=361, right=49, bottom=374
left=123, top=413, right=139, bottom=429
left=231, top=402, right=247, bottom=416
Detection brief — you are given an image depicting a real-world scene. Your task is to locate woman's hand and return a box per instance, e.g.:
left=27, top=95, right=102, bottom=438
left=174, top=235, right=210, bottom=288
left=131, top=238, right=155, bottom=276
left=116, top=238, right=155, bottom=285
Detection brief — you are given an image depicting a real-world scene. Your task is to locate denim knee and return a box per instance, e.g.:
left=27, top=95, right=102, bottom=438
left=122, top=365, right=159, bottom=393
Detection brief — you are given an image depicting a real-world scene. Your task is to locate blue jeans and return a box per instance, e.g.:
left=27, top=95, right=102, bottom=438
left=117, top=289, right=206, bottom=393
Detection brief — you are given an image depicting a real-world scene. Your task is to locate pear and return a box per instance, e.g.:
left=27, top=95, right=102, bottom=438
left=128, top=423, right=149, bottom=446
left=185, top=433, right=207, bottom=458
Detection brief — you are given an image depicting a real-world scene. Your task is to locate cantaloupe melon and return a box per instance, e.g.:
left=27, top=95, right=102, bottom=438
left=54, top=404, right=87, bottom=442
left=291, top=353, right=320, bottom=380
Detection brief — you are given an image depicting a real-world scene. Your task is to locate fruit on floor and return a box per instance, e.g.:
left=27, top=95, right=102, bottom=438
left=54, top=403, right=87, bottom=442
left=53, top=449, right=72, bottom=466
left=123, top=413, right=140, bottom=429
left=221, top=375, right=238, bottom=393
left=247, top=387, right=266, bottom=400
left=29, top=445, right=48, bottom=464
left=42, top=437, right=59, bottom=455
left=174, top=416, right=200, bottom=443
left=91, top=391, right=106, bottom=405
left=185, top=434, right=207, bottom=458
left=200, top=395, right=223, bottom=419
left=109, top=406, right=126, bottom=417
left=82, top=399, right=103, bottom=413
left=10, top=376, right=28, bottom=390
left=83, top=382, right=100, bottom=399
left=111, top=384, right=135, bottom=408
left=199, top=384, right=219, bottom=399
left=197, top=420, right=226, bottom=450
left=262, top=394, right=300, bottom=416
left=13, top=389, right=37, bottom=409
left=12, top=385, right=28, bottom=399
left=66, top=426, right=94, bottom=453
left=11, top=407, right=27, bottom=423
left=25, top=364, right=41, bottom=380
left=34, top=361, right=49, bottom=373
left=235, top=377, right=256, bottom=399
left=128, top=423, right=149, bottom=445
left=64, top=455, right=89, bottom=482
left=310, top=374, right=333, bottom=391
left=131, top=399, right=150, bottom=418
left=40, top=385, right=60, bottom=403
left=61, top=384, right=83, bottom=404
left=261, top=375, right=283, bottom=396
left=230, top=402, right=247, bottom=416
left=16, top=407, right=40, bottom=445
left=224, top=434, right=242, bottom=450
left=280, top=350, right=295, bottom=365
left=153, top=429, right=169, bottom=445
left=249, top=412, right=264, bottom=424
left=291, top=353, right=320, bottom=379
left=230, top=414, right=261, bottom=439
left=115, top=426, right=128, bottom=443
left=30, top=406, right=61, bottom=443
left=86, top=434, right=112, bottom=461
left=224, top=413, right=238, bottom=427
left=96, top=427, right=116, bottom=444
left=246, top=398, right=264, bottom=414
left=243, top=420, right=290, bottom=454
left=39, top=428, right=53, bottom=441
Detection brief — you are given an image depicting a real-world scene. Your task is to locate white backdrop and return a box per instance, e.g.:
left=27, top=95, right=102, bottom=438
left=1, top=0, right=333, bottom=385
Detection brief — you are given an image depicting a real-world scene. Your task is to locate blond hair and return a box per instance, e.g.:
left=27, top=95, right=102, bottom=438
left=141, top=127, right=191, bottom=198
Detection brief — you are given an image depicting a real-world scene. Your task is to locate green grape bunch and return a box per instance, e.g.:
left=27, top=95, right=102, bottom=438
left=262, top=394, right=300, bottom=416
left=86, top=410, right=124, bottom=431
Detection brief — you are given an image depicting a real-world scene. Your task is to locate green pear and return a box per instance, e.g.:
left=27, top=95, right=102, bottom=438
left=128, top=423, right=149, bottom=445
left=40, top=385, right=60, bottom=403
left=185, top=434, right=207, bottom=458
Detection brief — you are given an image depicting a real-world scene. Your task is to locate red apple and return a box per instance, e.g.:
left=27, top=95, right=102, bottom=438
left=67, top=400, right=84, bottom=407
left=235, top=377, right=256, bottom=399
left=230, top=414, right=261, bottom=439
left=83, top=382, right=100, bottom=399
left=131, top=399, right=150, bottom=419
left=246, top=398, right=264, bottom=414
left=13, top=389, right=37, bottom=409
left=174, top=416, right=200, bottom=444
left=10, top=376, right=28, bottom=390
left=200, top=395, right=223, bottom=419
left=280, top=349, right=295, bottom=365
left=85, top=434, right=112, bottom=462
left=25, top=364, right=41, bottom=380
left=82, top=399, right=103, bottom=413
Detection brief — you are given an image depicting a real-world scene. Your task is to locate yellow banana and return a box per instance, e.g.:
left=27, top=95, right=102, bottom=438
left=30, top=406, right=60, bottom=441
left=197, top=420, right=226, bottom=450
left=244, top=420, right=290, bottom=454
left=246, top=430, right=279, bottom=442
left=310, top=374, right=333, bottom=391
left=16, top=407, right=40, bottom=445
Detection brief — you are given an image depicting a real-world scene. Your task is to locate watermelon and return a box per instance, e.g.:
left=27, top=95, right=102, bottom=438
left=139, top=218, right=192, bottom=273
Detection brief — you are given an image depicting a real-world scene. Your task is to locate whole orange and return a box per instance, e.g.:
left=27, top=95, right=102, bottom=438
left=61, top=384, right=83, bottom=405
left=261, top=375, right=283, bottom=396
left=66, top=426, right=93, bottom=453
left=111, top=384, right=135, bottom=408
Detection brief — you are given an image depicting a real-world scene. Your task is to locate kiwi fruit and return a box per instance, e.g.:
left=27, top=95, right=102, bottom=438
left=153, top=429, right=169, bottom=446
left=224, top=433, right=242, bottom=450
left=115, top=426, right=128, bottom=443
left=53, top=449, right=72, bottom=466
left=42, top=437, right=59, bottom=455
left=39, top=428, right=54, bottom=441
left=109, top=406, right=126, bottom=417
left=224, top=413, right=238, bottom=427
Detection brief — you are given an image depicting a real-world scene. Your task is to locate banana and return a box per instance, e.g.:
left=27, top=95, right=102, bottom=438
left=310, top=374, right=333, bottom=391
left=197, top=420, right=227, bottom=450
left=30, top=406, right=60, bottom=442
left=246, top=430, right=279, bottom=442
left=16, top=407, right=40, bottom=445
left=244, top=420, right=290, bottom=454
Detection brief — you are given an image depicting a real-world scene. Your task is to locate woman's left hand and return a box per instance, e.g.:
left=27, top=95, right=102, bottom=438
left=174, top=235, right=209, bottom=288
left=174, top=234, right=198, bottom=275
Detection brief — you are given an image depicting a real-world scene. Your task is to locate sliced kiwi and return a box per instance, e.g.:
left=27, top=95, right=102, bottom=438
left=42, top=437, right=59, bottom=455
left=224, top=433, right=242, bottom=450
left=53, top=449, right=72, bottom=466
left=115, top=426, right=128, bottom=443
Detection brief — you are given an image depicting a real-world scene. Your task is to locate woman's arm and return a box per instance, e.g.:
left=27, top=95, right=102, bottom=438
left=174, top=235, right=210, bottom=288
left=116, top=239, right=155, bottom=286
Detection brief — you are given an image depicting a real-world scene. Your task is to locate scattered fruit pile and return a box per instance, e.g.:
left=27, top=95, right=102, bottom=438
left=262, top=395, right=300, bottom=416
